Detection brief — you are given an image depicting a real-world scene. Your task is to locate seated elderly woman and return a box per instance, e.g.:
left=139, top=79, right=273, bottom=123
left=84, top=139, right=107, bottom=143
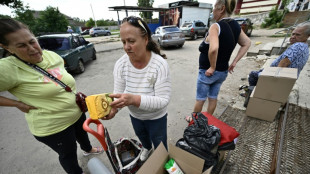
left=248, top=22, right=310, bottom=86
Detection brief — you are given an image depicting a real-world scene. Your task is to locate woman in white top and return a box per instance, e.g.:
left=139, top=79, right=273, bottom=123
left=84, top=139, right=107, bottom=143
left=105, top=16, right=171, bottom=162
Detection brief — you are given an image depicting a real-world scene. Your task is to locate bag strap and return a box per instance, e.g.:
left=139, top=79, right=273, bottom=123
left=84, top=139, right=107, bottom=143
left=15, top=55, right=73, bottom=93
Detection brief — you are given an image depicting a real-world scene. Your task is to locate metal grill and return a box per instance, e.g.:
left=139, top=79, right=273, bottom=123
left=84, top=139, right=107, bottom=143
left=211, top=105, right=310, bottom=174
left=278, top=104, right=310, bottom=174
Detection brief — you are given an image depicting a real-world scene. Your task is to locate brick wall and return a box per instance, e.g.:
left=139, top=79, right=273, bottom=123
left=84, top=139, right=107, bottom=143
left=283, top=11, right=310, bottom=27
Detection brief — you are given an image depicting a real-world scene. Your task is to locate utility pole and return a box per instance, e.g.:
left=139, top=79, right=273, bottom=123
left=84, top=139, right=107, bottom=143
left=123, top=0, right=128, bottom=17
left=90, top=4, right=97, bottom=27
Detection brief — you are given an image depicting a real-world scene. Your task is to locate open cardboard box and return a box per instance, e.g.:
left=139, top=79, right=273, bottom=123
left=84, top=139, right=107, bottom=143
left=254, top=67, right=297, bottom=104
left=137, top=143, right=213, bottom=174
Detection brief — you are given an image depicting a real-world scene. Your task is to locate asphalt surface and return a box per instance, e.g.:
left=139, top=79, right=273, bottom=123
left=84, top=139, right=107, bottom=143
left=0, top=29, right=309, bottom=174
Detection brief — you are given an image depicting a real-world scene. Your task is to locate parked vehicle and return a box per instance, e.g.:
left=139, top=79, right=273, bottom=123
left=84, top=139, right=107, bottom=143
left=152, top=25, right=185, bottom=48
left=81, top=29, right=90, bottom=35
left=180, top=20, right=208, bottom=40
left=234, top=18, right=253, bottom=37
left=37, top=33, right=96, bottom=74
left=89, top=27, right=111, bottom=37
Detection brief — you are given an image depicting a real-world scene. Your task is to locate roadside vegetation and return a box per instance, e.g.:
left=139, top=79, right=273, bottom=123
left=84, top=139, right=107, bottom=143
left=260, top=0, right=291, bottom=29
left=0, top=0, right=118, bottom=36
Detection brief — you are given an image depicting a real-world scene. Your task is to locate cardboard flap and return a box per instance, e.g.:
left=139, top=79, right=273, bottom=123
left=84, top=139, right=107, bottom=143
left=169, top=144, right=204, bottom=174
left=137, top=143, right=168, bottom=174
left=260, top=67, right=297, bottom=79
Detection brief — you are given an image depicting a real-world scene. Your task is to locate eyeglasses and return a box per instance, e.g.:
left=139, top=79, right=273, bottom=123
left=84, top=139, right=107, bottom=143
left=122, top=16, right=147, bottom=34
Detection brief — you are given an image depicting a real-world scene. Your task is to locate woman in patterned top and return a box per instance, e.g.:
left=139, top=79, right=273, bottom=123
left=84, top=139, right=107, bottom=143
left=248, top=22, right=310, bottom=86
left=104, top=16, right=171, bottom=162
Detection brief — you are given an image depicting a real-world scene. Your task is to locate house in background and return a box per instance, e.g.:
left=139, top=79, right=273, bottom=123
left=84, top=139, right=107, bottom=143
left=158, top=1, right=212, bottom=27
left=286, top=0, right=310, bottom=12
left=235, top=0, right=282, bottom=15
left=235, top=0, right=309, bottom=15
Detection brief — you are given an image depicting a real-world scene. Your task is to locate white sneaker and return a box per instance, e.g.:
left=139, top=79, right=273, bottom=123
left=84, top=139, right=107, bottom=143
left=140, top=148, right=152, bottom=161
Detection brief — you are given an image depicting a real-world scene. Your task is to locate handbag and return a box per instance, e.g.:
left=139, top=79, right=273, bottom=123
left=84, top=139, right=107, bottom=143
left=15, top=55, right=88, bottom=112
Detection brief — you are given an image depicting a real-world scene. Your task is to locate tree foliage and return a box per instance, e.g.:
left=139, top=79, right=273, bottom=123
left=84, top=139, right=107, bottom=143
left=86, top=18, right=95, bottom=27
left=0, top=14, right=11, bottom=19
left=261, top=7, right=288, bottom=29
left=137, top=0, right=154, bottom=19
left=96, top=19, right=118, bottom=26
left=36, top=6, right=69, bottom=33
left=0, top=0, right=23, bottom=9
left=14, top=5, right=37, bottom=34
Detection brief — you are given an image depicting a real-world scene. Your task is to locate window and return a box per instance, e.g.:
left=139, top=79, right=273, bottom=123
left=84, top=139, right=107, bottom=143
left=79, top=37, right=87, bottom=45
left=38, top=38, right=70, bottom=51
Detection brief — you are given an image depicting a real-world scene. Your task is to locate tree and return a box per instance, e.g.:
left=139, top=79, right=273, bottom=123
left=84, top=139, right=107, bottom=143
left=36, top=6, right=69, bottom=33
left=0, top=0, right=23, bottom=9
left=14, top=5, right=37, bottom=34
left=137, top=0, right=154, bottom=19
left=0, top=14, right=11, bottom=19
left=86, top=18, right=95, bottom=27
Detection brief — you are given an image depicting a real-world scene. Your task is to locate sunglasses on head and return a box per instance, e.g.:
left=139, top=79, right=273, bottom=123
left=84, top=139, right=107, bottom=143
left=122, top=16, right=147, bottom=34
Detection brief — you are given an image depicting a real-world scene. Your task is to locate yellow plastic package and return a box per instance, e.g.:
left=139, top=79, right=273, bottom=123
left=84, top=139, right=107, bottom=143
left=85, top=93, right=114, bottom=120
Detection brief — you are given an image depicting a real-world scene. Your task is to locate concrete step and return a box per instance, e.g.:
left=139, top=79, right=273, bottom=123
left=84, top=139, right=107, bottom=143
left=258, top=42, right=274, bottom=56
left=270, top=38, right=289, bottom=55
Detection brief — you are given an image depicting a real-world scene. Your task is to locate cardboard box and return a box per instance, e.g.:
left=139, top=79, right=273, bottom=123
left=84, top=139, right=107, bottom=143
left=137, top=143, right=213, bottom=174
left=254, top=67, right=297, bottom=103
left=246, top=87, right=282, bottom=122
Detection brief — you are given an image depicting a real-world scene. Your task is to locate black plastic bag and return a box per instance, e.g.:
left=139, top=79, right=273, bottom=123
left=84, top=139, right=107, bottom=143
left=184, top=112, right=221, bottom=154
left=177, top=112, right=221, bottom=171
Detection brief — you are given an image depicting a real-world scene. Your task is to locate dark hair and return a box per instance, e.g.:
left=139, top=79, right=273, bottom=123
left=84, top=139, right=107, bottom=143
left=0, top=18, right=30, bottom=46
left=122, top=16, right=167, bottom=59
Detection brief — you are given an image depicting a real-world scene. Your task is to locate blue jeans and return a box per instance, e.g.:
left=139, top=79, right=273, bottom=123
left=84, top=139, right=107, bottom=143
left=130, top=114, right=168, bottom=150
left=196, top=69, right=228, bottom=100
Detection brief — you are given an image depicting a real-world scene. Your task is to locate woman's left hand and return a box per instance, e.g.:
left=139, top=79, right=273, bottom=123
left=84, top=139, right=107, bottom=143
left=228, top=62, right=237, bottom=74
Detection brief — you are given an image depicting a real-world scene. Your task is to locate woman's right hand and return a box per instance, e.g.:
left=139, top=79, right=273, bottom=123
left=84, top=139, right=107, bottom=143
left=16, top=101, right=37, bottom=113
left=101, top=107, right=118, bottom=120
left=206, top=67, right=215, bottom=76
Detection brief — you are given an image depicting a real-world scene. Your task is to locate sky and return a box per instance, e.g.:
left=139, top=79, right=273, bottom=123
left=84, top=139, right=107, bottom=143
left=0, top=0, right=216, bottom=21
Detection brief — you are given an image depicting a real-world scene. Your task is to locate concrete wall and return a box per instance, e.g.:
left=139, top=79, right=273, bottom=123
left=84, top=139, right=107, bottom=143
left=233, top=12, right=270, bottom=26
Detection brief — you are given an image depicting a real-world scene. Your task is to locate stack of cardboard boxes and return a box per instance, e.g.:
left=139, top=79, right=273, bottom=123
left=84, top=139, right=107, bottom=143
left=246, top=67, right=298, bottom=122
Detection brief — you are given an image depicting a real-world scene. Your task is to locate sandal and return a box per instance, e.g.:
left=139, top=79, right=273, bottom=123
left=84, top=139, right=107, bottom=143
left=83, top=147, right=104, bottom=156
left=185, top=116, right=193, bottom=123
left=240, top=93, right=246, bottom=97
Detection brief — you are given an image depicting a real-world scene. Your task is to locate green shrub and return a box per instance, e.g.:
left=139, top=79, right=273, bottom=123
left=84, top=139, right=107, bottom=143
left=276, top=22, right=284, bottom=28
left=261, top=7, right=288, bottom=29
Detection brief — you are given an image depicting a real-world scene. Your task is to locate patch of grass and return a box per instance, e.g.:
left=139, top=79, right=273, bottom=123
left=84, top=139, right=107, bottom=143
left=269, top=34, right=291, bottom=37
left=83, top=35, right=91, bottom=38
